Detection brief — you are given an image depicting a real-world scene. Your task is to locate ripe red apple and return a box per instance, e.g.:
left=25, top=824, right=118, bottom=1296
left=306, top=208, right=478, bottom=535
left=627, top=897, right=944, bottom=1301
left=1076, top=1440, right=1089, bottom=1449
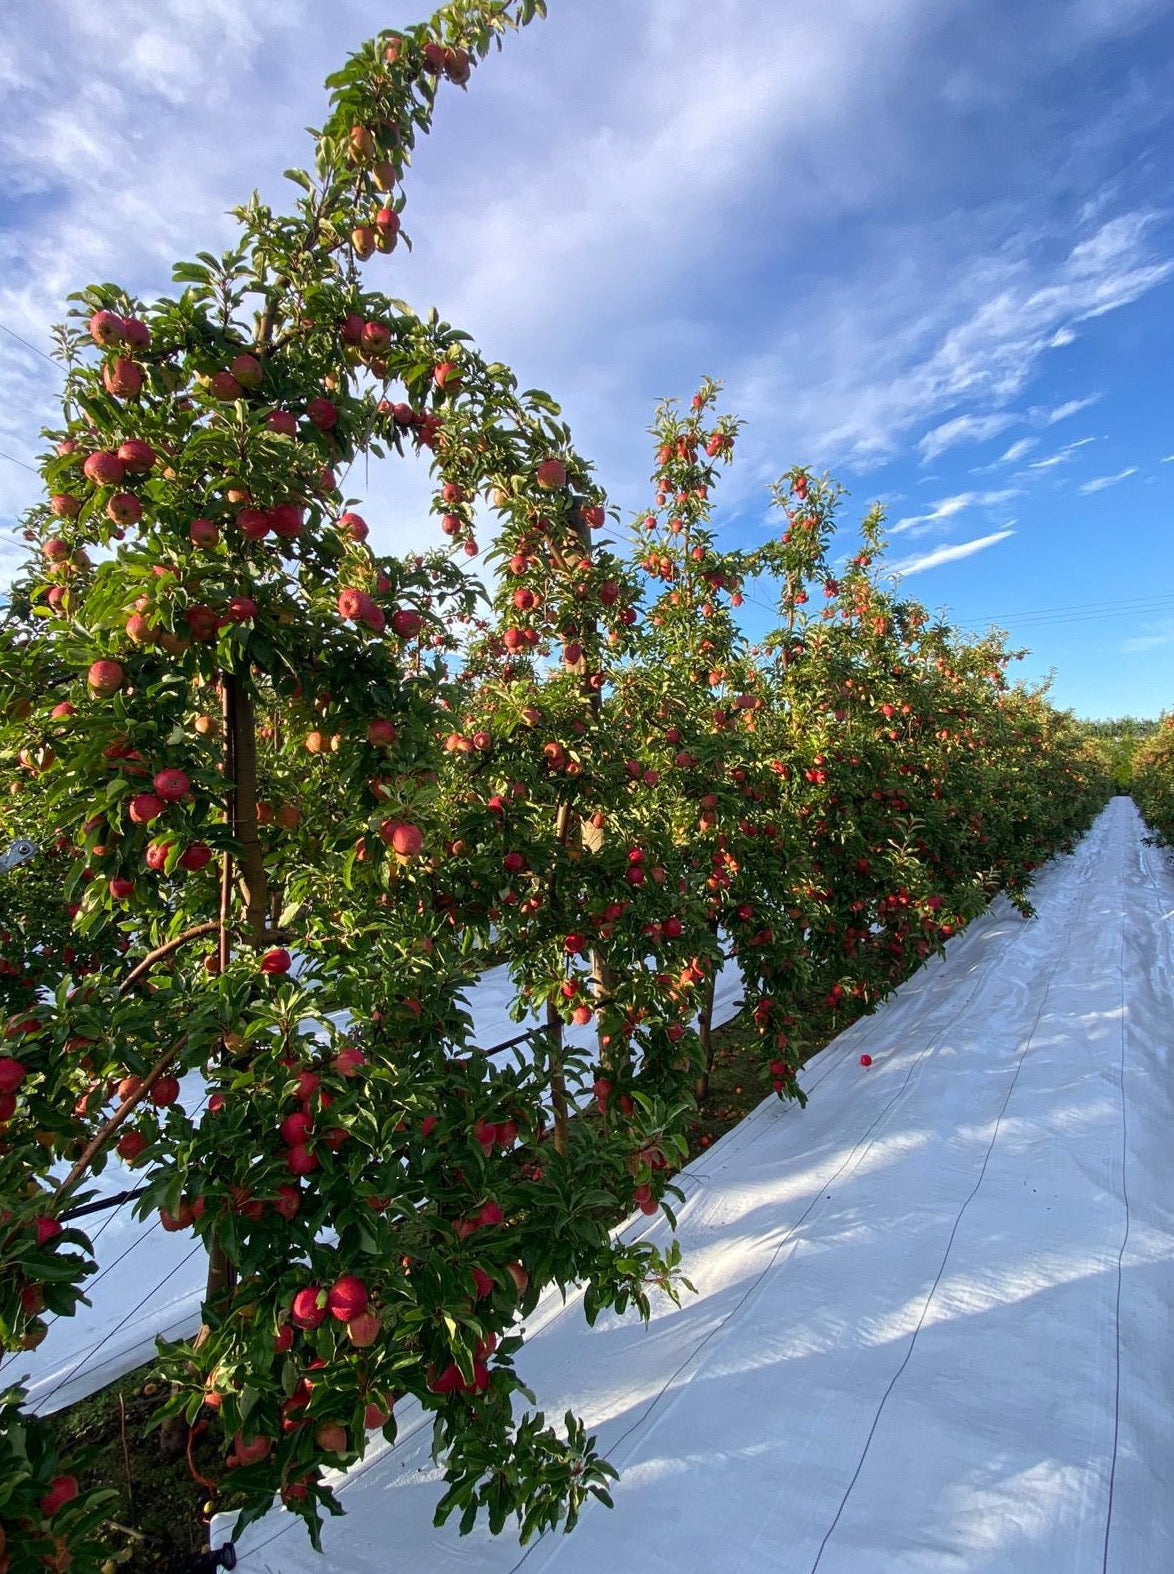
left=153, top=768, right=190, bottom=802
left=150, top=1075, right=181, bottom=1107
left=83, top=450, right=126, bottom=487
left=332, top=1304, right=378, bottom=1348
left=339, top=510, right=368, bottom=542
left=103, top=358, right=143, bottom=398
left=208, top=369, right=242, bottom=400
left=333, top=1046, right=366, bottom=1077
left=185, top=605, right=221, bottom=641
left=226, top=595, right=257, bottom=622
left=286, top=1144, right=318, bottom=1175
left=327, top=1274, right=369, bottom=1322
left=535, top=458, right=566, bottom=490
left=307, top=397, right=338, bottom=430
left=267, top=409, right=298, bottom=436
left=128, top=792, right=164, bottom=825
left=268, top=502, right=303, bottom=540
left=189, top=516, right=220, bottom=548
left=145, top=839, right=174, bottom=872
left=116, top=438, right=155, bottom=473
left=236, top=507, right=271, bottom=541
left=390, top=822, right=423, bottom=858
left=366, top=719, right=397, bottom=747
left=39, top=1475, right=79, bottom=1518
left=432, top=360, right=462, bottom=394
left=362, top=321, right=391, bottom=356
left=390, top=607, right=422, bottom=640
left=291, top=1285, right=327, bottom=1329
left=48, top=493, right=81, bottom=519
left=106, top=492, right=142, bottom=526
left=233, top=1431, right=273, bottom=1468
left=88, top=310, right=125, bottom=347
left=122, top=315, right=150, bottom=348
left=116, top=1128, right=148, bottom=1162
left=315, top=1421, right=349, bottom=1455
left=0, top=1058, right=27, bottom=1094
left=443, top=46, right=471, bottom=84
left=281, top=1110, right=313, bottom=1147
left=178, top=843, right=212, bottom=872
left=261, top=947, right=292, bottom=975
left=230, top=353, right=263, bottom=390
left=87, top=659, right=124, bottom=696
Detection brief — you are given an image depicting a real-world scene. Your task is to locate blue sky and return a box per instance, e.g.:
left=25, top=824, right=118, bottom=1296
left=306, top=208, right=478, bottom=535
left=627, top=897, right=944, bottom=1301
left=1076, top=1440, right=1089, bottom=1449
left=1, top=0, right=1172, bottom=718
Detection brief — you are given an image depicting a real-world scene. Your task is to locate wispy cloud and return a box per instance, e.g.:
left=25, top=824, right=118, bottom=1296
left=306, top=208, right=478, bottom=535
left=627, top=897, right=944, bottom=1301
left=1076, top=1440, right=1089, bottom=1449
left=997, top=437, right=1040, bottom=465
left=1078, top=467, right=1138, bottom=493
left=891, top=528, right=1016, bottom=577
left=1160, top=454, right=1174, bottom=463
left=1122, top=618, right=1174, bottom=653
left=1024, top=436, right=1097, bottom=470
left=891, top=488, right=1019, bottom=534
left=918, top=412, right=1016, bottom=463
left=1039, top=394, right=1101, bottom=424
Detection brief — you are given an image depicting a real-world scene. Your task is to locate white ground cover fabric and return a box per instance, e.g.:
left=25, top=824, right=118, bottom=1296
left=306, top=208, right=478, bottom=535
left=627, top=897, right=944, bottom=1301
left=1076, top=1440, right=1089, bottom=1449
left=1, top=961, right=742, bottom=1415
left=215, top=798, right=1174, bottom=1573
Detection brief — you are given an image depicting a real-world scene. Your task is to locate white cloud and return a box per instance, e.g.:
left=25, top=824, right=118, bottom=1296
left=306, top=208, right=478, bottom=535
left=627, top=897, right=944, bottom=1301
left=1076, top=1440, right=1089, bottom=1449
left=1, top=0, right=1173, bottom=583
left=1122, top=618, right=1174, bottom=654
left=891, top=488, right=1019, bottom=535
left=1024, top=436, right=1097, bottom=470
left=997, top=437, right=1039, bottom=464
left=1078, top=467, right=1138, bottom=494
left=890, top=528, right=1015, bottom=577
left=1039, top=394, right=1101, bottom=424
left=1159, top=454, right=1174, bottom=463
left=917, top=411, right=1016, bottom=462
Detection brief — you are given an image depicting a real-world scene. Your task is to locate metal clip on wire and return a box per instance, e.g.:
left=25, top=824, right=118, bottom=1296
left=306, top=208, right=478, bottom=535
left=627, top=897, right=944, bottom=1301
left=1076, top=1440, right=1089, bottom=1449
left=0, top=838, right=37, bottom=873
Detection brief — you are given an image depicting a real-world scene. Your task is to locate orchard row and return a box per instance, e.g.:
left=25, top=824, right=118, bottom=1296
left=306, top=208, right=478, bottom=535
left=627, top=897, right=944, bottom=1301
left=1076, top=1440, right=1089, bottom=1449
left=0, top=2, right=1113, bottom=1568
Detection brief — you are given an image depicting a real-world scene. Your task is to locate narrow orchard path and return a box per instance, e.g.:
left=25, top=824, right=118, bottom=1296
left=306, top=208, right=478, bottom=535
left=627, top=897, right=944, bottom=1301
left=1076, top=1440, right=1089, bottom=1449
left=224, top=799, right=1174, bottom=1574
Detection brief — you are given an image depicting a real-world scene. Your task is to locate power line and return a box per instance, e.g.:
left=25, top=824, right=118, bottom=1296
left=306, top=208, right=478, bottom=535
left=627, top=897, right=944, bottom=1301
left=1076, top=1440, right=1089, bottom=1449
left=956, top=593, right=1174, bottom=632
left=0, top=448, right=39, bottom=475
left=0, top=320, right=59, bottom=369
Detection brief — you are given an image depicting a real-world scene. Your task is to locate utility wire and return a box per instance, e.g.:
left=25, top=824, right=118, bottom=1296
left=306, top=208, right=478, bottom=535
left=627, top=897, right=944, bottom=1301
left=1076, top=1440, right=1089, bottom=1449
left=955, top=591, right=1174, bottom=630
left=0, top=320, right=59, bottom=368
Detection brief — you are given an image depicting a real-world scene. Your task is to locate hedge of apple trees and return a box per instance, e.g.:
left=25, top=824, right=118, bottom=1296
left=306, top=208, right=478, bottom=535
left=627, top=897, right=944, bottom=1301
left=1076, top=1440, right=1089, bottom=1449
left=0, top=1, right=1112, bottom=1567
left=1132, top=714, right=1174, bottom=844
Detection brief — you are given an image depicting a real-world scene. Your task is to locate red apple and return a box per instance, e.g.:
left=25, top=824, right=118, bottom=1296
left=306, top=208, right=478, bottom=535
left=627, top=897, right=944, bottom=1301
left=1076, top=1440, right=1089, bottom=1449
left=291, top=1285, right=327, bottom=1329
left=153, top=768, right=190, bottom=802
left=83, top=451, right=126, bottom=487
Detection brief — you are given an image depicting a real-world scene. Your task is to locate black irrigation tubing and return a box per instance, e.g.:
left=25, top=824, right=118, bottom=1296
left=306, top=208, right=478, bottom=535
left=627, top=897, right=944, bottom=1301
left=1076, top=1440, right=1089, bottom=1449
left=60, top=1185, right=151, bottom=1222
left=48, top=1006, right=741, bottom=1225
